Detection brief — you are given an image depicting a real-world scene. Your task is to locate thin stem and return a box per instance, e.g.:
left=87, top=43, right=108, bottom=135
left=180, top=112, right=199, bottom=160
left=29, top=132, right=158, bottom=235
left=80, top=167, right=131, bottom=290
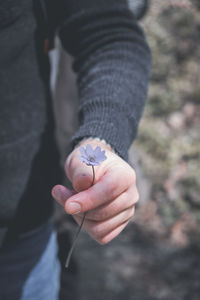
left=91, top=165, right=95, bottom=185
left=65, top=165, right=95, bottom=268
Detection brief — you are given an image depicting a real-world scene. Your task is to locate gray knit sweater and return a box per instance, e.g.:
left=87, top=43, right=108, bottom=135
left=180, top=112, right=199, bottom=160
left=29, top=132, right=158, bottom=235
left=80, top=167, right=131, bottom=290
left=0, top=0, right=151, bottom=246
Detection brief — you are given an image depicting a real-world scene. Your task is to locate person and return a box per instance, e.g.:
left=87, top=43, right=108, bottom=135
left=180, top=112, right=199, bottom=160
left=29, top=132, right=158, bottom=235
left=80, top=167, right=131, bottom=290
left=0, top=0, right=151, bottom=299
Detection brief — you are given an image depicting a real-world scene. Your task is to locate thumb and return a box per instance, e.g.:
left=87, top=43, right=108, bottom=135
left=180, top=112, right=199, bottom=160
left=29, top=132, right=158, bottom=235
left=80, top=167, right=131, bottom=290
left=65, top=153, right=94, bottom=192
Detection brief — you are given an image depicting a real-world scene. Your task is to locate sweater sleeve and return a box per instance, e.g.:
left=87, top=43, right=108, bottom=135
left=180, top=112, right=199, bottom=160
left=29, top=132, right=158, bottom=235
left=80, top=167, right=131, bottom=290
left=58, top=0, right=151, bottom=161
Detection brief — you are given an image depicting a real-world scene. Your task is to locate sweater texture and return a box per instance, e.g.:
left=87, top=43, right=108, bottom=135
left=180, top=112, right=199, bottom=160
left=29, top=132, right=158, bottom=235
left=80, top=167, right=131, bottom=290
left=0, top=0, right=151, bottom=246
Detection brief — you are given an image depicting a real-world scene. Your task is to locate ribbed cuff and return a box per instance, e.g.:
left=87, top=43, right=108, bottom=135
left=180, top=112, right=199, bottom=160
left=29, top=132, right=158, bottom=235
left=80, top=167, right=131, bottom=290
left=70, top=118, right=137, bottom=162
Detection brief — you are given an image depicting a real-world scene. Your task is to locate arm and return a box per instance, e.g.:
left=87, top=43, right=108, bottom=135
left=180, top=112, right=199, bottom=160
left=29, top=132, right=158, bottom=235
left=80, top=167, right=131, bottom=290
left=58, top=0, right=151, bottom=161
left=52, top=0, right=151, bottom=243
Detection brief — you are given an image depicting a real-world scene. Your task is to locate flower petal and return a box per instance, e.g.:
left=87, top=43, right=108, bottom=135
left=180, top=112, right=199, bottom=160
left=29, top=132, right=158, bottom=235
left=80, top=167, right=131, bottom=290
left=78, top=155, right=87, bottom=163
left=94, top=146, right=101, bottom=156
left=86, top=144, right=94, bottom=157
left=79, top=146, right=87, bottom=157
left=97, top=150, right=107, bottom=162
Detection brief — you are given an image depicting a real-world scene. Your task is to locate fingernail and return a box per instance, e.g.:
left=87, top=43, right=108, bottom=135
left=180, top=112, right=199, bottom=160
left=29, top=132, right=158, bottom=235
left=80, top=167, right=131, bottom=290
left=53, top=189, right=61, bottom=200
left=68, top=202, right=81, bottom=214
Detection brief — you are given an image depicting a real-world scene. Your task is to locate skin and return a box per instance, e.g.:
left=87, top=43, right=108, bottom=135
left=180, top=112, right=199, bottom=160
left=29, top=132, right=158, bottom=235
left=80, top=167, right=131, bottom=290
left=51, top=138, right=139, bottom=245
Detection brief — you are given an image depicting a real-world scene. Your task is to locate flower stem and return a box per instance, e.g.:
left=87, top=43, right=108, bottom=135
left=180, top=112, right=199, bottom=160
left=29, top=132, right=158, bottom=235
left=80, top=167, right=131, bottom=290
left=65, top=165, right=95, bottom=268
left=91, top=165, right=95, bottom=186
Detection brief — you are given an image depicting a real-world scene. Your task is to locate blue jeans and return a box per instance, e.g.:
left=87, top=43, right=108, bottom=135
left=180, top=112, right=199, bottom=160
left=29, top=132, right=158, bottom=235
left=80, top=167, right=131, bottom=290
left=0, top=221, right=61, bottom=300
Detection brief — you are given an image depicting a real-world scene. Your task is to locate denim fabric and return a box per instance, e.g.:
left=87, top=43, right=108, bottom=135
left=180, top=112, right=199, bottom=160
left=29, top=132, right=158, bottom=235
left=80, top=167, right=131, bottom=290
left=0, top=222, right=61, bottom=300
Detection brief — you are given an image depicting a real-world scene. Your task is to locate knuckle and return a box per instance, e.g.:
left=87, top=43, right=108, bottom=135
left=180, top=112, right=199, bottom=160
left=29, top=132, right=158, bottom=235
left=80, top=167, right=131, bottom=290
left=119, top=192, right=130, bottom=207
left=98, top=237, right=108, bottom=245
left=129, top=207, right=135, bottom=218
left=124, top=207, right=135, bottom=222
left=135, top=190, right=140, bottom=203
left=130, top=169, right=136, bottom=184
left=122, top=167, right=136, bottom=187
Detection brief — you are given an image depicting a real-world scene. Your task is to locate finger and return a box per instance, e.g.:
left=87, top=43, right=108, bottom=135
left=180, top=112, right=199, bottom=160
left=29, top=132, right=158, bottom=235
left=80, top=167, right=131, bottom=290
left=51, top=185, right=75, bottom=207
left=100, top=221, right=129, bottom=245
left=84, top=186, right=139, bottom=221
left=65, top=169, right=135, bottom=215
left=73, top=206, right=135, bottom=242
left=73, top=217, right=129, bottom=245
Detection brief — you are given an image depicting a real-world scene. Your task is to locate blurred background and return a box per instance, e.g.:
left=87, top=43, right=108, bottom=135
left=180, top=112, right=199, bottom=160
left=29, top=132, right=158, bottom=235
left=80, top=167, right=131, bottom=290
left=51, top=1, right=200, bottom=299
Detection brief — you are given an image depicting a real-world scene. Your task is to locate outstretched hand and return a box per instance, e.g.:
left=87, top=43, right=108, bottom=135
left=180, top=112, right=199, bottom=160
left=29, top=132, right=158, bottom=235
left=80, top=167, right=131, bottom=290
left=51, top=139, right=139, bottom=244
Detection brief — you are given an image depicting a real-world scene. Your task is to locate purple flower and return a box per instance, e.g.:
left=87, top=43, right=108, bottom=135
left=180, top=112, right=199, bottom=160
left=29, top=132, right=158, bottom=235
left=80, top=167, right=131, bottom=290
left=79, top=144, right=107, bottom=166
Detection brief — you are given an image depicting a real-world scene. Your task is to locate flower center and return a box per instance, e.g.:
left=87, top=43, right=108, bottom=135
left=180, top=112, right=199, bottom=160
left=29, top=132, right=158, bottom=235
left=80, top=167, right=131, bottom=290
left=89, top=156, right=95, bottom=162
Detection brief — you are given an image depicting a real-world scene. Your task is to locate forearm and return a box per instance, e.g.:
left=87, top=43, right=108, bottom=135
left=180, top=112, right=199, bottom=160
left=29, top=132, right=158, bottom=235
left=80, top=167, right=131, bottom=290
left=58, top=0, right=151, bottom=161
